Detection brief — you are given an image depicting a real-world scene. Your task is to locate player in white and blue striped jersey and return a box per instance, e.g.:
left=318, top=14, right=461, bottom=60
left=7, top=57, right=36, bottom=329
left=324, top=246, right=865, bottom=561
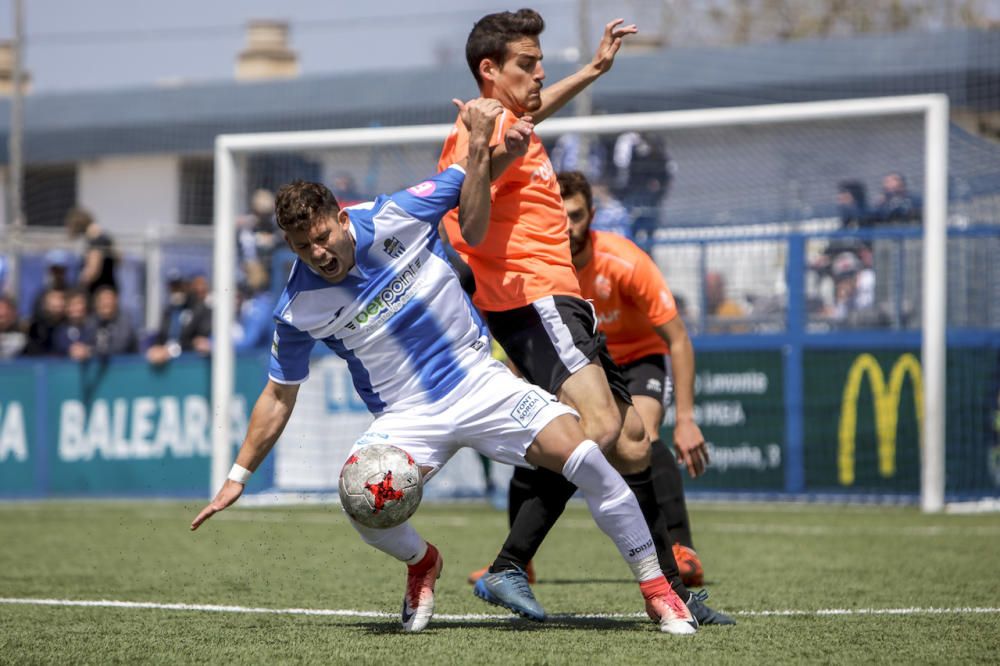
left=267, top=163, right=492, bottom=414
left=191, top=99, right=698, bottom=636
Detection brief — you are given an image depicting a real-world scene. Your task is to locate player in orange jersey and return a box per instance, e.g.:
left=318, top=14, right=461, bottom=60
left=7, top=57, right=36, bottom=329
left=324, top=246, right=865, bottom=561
left=561, top=171, right=730, bottom=605
left=439, top=9, right=730, bottom=626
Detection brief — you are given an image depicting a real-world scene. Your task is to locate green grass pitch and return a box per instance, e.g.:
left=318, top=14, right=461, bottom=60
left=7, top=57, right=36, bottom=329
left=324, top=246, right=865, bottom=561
left=1, top=500, right=999, bottom=664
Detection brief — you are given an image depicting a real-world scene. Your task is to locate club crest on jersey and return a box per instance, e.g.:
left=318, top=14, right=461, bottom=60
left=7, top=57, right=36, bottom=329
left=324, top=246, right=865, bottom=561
left=594, top=274, right=613, bottom=300
left=531, top=159, right=555, bottom=184
left=382, top=237, right=406, bottom=259
left=407, top=181, right=436, bottom=197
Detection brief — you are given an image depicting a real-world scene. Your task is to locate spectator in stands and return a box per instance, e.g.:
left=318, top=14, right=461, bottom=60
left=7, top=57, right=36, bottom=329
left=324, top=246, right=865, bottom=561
left=824, top=252, right=885, bottom=328
left=0, top=294, right=27, bottom=359
left=233, top=286, right=272, bottom=353
left=233, top=263, right=273, bottom=353
left=611, top=131, right=674, bottom=248
left=704, top=271, right=748, bottom=333
left=812, top=180, right=873, bottom=278
left=87, top=285, right=138, bottom=357
left=550, top=133, right=607, bottom=183
left=146, top=268, right=186, bottom=356
left=52, top=289, right=92, bottom=361
left=237, top=189, right=279, bottom=288
left=590, top=181, right=633, bottom=239
left=65, top=207, right=119, bottom=296
left=31, top=249, right=74, bottom=319
left=330, top=173, right=366, bottom=208
left=146, top=270, right=212, bottom=366
left=871, top=172, right=922, bottom=224
left=24, top=288, right=67, bottom=356
left=43, top=249, right=74, bottom=290
left=837, top=180, right=871, bottom=230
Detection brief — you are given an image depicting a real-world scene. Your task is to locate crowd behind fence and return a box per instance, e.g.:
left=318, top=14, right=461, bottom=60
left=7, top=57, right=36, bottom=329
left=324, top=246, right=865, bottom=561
left=2, top=121, right=1000, bottom=368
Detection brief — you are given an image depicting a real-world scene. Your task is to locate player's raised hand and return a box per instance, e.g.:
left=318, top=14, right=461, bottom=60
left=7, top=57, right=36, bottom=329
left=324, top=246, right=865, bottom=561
left=674, top=418, right=709, bottom=479
left=504, top=116, right=534, bottom=157
left=452, top=97, right=503, bottom=137
left=591, top=18, right=638, bottom=74
left=190, top=479, right=245, bottom=530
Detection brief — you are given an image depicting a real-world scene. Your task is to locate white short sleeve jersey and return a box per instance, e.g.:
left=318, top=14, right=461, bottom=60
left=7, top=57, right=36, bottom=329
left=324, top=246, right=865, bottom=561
left=268, top=165, right=491, bottom=415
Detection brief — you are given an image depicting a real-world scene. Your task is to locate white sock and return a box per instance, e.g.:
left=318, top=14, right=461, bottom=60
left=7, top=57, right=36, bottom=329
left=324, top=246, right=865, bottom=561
left=561, top=439, right=658, bottom=578
left=631, top=552, right=663, bottom=583
left=348, top=517, right=427, bottom=564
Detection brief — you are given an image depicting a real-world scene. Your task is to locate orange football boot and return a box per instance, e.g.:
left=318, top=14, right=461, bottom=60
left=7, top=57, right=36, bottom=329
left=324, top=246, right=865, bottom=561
left=672, top=544, right=704, bottom=588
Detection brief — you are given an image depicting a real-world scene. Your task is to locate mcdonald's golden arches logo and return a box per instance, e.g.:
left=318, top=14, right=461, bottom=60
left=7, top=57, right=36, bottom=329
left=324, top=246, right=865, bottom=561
left=838, top=353, right=923, bottom=486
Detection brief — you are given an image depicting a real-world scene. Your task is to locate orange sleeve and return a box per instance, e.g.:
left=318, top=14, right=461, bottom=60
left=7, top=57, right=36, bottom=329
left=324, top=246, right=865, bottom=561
left=624, top=249, right=678, bottom=327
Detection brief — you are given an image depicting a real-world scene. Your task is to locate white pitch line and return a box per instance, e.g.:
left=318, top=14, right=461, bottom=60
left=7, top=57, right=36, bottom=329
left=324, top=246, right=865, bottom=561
left=543, top=519, right=1000, bottom=538
left=699, top=522, right=1000, bottom=538
left=1, top=598, right=998, bottom=621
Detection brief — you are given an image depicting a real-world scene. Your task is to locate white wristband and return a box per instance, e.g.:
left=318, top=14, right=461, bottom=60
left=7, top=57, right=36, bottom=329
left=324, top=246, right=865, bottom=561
left=227, top=463, right=252, bottom=484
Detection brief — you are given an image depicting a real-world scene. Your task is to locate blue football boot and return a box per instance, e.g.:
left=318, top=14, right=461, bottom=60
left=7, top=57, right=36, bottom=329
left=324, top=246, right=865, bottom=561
left=472, top=567, right=546, bottom=621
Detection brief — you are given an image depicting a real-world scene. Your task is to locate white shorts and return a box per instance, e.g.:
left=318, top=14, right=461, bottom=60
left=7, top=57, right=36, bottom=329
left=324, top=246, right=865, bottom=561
left=347, top=359, right=578, bottom=482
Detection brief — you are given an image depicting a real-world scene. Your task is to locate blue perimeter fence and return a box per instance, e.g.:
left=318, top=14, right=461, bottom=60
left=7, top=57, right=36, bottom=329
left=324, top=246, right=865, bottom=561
left=1, top=227, right=999, bottom=502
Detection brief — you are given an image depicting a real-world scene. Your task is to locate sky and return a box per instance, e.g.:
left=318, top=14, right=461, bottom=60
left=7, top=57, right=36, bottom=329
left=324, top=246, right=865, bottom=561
left=0, top=0, right=612, bottom=94
left=5, top=1, right=998, bottom=95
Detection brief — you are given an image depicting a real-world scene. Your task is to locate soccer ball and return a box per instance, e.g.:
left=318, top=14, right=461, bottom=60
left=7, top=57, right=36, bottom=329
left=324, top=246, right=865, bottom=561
left=338, top=444, right=422, bottom=529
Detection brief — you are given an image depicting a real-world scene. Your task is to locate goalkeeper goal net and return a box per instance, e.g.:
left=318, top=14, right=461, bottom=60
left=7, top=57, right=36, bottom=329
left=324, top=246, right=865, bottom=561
left=211, top=94, right=1000, bottom=512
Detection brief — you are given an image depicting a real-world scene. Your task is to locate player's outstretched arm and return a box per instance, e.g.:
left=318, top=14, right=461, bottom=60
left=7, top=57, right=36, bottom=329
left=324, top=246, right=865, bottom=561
left=656, top=317, right=709, bottom=478
left=190, top=380, right=300, bottom=530
left=533, top=18, right=638, bottom=123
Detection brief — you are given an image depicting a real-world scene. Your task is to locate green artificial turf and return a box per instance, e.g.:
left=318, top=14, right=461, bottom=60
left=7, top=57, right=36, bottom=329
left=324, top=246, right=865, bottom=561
left=1, top=500, right=998, bottom=664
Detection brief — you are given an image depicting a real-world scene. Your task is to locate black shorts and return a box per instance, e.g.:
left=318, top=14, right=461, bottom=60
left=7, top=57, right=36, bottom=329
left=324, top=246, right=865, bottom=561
left=619, top=354, right=672, bottom=404
left=485, top=295, right=631, bottom=404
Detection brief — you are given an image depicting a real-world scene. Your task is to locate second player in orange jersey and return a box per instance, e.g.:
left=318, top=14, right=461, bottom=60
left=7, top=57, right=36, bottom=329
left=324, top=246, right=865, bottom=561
left=562, top=171, right=730, bottom=608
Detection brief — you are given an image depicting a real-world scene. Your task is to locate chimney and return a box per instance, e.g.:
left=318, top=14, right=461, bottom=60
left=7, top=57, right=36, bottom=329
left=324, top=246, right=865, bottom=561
left=0, top=41, right=31, bottom=96
left=236, top=20, right=299, bottom=81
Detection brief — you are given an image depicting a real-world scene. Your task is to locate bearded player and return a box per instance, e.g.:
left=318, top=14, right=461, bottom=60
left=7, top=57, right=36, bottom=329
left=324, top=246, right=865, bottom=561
left=561, top=170, right=728, bottom=602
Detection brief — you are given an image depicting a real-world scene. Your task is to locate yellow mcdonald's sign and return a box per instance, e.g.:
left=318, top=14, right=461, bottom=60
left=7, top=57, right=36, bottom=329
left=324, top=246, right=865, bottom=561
left=838, top=353, right=923, bottom=486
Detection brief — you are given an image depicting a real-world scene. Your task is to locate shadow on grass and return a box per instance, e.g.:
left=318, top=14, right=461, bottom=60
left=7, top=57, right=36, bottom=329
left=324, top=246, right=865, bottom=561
left=347, top=615, right=647, bottom=635
left=537, top=578, right=633, bottom=586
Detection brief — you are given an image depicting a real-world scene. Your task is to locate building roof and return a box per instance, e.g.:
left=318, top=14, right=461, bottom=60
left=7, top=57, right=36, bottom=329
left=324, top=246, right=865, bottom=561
left=2, top=28, right=998, bottom=164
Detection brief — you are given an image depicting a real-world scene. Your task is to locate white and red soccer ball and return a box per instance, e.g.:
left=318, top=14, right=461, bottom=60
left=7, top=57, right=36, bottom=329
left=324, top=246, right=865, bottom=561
left=338, top=444, right=422, bottom=529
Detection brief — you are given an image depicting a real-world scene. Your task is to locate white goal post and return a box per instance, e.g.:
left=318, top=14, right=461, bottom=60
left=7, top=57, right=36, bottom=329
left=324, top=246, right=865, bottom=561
left=211, top=95, right=949, bottom=511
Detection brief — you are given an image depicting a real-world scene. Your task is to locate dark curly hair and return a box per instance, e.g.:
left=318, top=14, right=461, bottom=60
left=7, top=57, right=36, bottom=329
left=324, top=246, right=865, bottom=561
left=557, top=170, right=593, bottom=211
left=274, top=180, right=341, bottom=232
left=466, top=8, right=545, bottom=86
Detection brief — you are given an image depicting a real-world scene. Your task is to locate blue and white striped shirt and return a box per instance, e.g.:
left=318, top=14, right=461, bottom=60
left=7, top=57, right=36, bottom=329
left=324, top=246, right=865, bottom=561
left=268, top=165, right=491, bottom=415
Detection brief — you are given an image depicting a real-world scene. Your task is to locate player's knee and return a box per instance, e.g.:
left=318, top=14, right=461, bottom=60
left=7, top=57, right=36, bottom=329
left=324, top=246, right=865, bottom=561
left=580, top=410, right=623, bottom=451
left=606, top=426, right=652, bottom=474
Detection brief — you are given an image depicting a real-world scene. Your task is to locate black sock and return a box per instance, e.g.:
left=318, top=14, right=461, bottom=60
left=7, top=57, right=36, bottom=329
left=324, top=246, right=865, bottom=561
left=622, top=465, right=690, bottom=600
left=491, top=466, right=578, bottom=573
left=650, top=439, right=695, bottom=550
